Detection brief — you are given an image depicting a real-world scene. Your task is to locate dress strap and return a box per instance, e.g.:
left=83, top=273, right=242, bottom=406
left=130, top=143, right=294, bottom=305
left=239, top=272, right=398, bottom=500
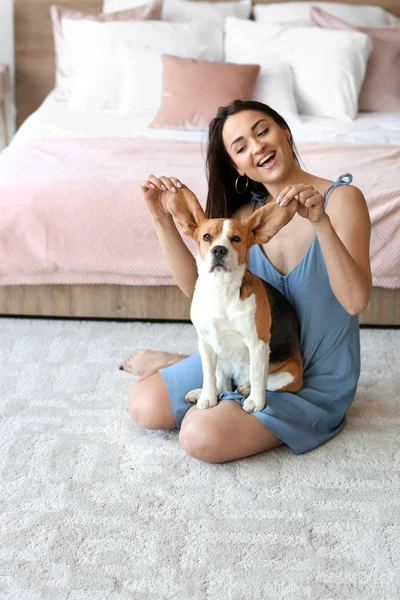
left=323, top=173, right=353, bottom=208
left=249, top=191, right=267, bottom=214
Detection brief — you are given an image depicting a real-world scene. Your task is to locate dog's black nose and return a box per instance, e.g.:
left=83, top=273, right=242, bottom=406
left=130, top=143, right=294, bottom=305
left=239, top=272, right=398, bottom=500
left=211, top=245, right=227, bottom=259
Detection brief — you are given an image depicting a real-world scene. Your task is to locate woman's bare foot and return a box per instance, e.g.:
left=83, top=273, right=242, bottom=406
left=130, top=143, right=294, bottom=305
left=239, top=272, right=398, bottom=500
left=119, top=349, right=188, bottom=379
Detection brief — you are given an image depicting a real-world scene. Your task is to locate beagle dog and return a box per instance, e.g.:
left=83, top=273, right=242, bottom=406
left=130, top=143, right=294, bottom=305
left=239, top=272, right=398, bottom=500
left=167, top=186, right=303, bottom=413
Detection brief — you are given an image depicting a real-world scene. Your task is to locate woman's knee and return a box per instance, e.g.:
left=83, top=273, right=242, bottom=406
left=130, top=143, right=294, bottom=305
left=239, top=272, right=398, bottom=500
left=179, top=414, right=223, bottom=463
left=127, top=375, right=175, bottom=430
left=127, top=379, right=153, bottom=428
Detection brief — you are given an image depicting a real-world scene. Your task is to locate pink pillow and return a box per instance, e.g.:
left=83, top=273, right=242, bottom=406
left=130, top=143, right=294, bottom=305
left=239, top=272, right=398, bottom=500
left=51, top=1, right=162, bottom=98
left=310, top=6, right=400, bottom=112
left=149, top=55, right=260, bottom=130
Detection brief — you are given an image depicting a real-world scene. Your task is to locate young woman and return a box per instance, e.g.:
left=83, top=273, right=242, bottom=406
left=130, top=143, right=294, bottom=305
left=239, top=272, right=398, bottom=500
left=124, top=100, right=371, bottom=463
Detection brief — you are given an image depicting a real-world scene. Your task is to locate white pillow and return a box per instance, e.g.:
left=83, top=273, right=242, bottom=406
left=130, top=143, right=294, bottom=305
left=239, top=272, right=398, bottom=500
left=118, top=48, right=164, bottom=117
left=62, top=19, right=223, bottom=113
left=282, top=28, right=372, bottom=119
left=103, top=0, right=252, bottom=26
left=224, top=18, right=299, bottom=125
left=253, top=2, right=400, bottom=27
left=67, top=47, right=117, bottom=111
left=225, top=17, right=372, bottom=120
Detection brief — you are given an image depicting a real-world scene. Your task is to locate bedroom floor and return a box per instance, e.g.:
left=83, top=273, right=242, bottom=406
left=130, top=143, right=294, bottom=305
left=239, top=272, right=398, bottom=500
left=1, top=318, right=399, bottom=599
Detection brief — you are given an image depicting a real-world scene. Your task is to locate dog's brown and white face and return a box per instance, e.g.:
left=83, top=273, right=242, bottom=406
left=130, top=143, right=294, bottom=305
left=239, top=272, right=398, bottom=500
left=194, top=218, right=251, bottom=274
left=167, top=186, right=297, bottom=274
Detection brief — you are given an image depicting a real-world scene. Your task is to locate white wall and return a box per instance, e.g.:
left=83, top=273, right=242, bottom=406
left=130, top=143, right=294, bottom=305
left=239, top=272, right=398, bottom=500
left=0, top=0, right=15, bottom=144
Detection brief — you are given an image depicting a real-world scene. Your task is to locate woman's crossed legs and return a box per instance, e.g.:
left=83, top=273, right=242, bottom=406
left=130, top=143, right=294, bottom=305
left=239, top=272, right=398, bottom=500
left=127, top=351, right=284, bottom=463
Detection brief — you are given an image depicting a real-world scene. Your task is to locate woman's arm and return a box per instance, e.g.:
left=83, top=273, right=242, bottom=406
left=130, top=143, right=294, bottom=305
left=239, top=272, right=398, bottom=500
left=141, top=175, right=198, bottom=298
left=314, top=186, right=372, bottom=316
left=153, top=214, right=198, bottom=298
left=278, top=183, right=372, bottom=316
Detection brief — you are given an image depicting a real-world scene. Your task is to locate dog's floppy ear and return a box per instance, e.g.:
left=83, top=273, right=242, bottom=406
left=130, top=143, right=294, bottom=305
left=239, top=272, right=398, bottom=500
left=245, top=201, right=297, bottom=246
left=166, top=186, right=206, bottom=237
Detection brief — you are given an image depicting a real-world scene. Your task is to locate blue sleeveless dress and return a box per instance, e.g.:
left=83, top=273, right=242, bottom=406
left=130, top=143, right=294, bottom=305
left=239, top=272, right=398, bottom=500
left=159, top=174, right=360, bottom=455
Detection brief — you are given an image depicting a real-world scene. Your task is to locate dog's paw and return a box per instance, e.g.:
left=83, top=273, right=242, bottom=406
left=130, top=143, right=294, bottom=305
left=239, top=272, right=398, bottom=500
left=242, top=397, right=265, bottom=413
left=185, top=389, right=202, bottom=404
left=197, top=394, right=218, bottom=410
left=237, top=382, right=251, bottom=397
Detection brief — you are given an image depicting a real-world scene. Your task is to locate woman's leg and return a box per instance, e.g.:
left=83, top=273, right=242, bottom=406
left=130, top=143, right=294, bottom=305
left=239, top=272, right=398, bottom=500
left=120, top=349, right=189, bottom=377
left=179, top=400, right=284, bottom=463
left=127, top=352, right=201, bottom=431
left=127, top=352, right=285, bottom=463
left=126, top=351, right=189, bottom=428
left=128, top=379, right=284, bottom=460
left=128, top=373, right=177, bottom=430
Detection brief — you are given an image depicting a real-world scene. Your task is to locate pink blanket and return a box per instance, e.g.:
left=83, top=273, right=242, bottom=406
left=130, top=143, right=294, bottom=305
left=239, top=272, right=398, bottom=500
left=0, top=138, right=399, bottom=288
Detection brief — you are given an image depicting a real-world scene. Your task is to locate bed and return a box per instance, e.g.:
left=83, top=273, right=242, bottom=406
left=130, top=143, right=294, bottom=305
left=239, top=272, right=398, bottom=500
left=2, top=0, right=400, bottom=324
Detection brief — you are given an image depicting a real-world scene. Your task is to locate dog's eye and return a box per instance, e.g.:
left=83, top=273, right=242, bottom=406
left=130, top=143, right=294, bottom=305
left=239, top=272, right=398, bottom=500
left=203, top=234, right=212, bottom=242
left=231, top=235, right=241, bottom=243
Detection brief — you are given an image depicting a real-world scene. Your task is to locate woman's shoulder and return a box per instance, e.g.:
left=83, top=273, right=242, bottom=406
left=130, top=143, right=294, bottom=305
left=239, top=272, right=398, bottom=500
left=313, top=176, right=334, bottom=196
left=313, top=175, right=363, bottom=203
left=326, top=182, right=369, bottom=232
left=325, top=180, right=365, bottom=204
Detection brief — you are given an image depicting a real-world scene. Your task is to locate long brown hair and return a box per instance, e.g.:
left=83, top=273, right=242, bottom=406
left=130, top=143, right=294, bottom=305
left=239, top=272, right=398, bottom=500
left=205, top=100, right=300, bottom=219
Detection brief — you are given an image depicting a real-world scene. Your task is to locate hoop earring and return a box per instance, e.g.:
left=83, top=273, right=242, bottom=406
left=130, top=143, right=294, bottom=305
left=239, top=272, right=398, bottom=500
left=235, top=174, right=248, bottom=194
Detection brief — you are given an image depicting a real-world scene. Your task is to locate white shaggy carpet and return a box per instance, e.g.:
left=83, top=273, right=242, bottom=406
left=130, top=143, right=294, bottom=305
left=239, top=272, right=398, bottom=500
left=1, top=318, right=399, bottom=600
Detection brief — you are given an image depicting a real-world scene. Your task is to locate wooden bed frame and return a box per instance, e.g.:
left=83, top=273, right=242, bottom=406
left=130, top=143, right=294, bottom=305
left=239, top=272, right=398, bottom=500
left=5, top=0, right=400, bottom=325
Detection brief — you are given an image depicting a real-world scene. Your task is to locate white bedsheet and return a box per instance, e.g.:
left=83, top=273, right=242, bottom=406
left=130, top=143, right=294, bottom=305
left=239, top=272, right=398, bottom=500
left=12, top=91, right=400, bottom=146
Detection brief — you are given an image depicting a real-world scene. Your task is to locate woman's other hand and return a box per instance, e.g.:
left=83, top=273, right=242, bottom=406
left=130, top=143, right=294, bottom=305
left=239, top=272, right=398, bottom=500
left=140, top=175, right=183, bottom=221
left=276, top=184, right=326, bottom=224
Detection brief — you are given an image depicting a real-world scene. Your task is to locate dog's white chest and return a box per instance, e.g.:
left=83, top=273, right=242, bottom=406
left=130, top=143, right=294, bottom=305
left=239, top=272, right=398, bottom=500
left=198, top=315, right=244, bottom=356
left=191, top=275, right=256, bottom=358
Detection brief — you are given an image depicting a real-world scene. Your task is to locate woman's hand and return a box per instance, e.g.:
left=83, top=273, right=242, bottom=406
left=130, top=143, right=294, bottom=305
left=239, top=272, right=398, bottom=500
left=140, top=175, right=183, bottom=221
left=276, top=184, right=326, bottom=224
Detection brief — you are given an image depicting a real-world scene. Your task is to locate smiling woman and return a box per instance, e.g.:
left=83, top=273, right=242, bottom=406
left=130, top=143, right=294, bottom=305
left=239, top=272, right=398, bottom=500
left=206, top=100, right=371, bottom=288
left=126, top=98, right=372, bottom=463
left=206, top=102, right=301, bottom=219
